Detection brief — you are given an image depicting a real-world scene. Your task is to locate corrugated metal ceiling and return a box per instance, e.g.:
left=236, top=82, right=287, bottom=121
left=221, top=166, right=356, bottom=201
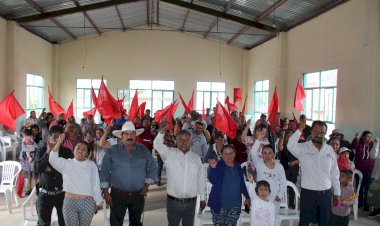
left=0, top=0, right=349, bottom=49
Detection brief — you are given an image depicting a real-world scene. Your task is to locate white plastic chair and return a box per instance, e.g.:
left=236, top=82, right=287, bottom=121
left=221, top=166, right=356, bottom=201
left=276, top=181, right=300, bottom=226
left=194, top=182, right=213, bottom=226
left=0, top=161, right=22, bottom=213
left=352, top=169, right=363, bottom=221
left=0, top=136, right=17, bottom=161
left=236, top=181, right=251, bottom=226
left=21, top=187, right=59, bottom=226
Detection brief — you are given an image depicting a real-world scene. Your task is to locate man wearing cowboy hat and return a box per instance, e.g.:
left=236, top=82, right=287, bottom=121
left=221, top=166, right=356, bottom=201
left=100, top=121, right=157, bottom=226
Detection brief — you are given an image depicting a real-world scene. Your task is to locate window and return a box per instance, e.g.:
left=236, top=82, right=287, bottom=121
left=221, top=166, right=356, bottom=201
left=253, top=80, right=269, bottom=122
left=303, top=69, right=337, bottom=125
left=127, top=80, right=175, bottom=116
left=196, top=82, right=225, bottom=113
left=76, top=79, right=106, bottom=118
left=26, top=74, right=45, bottom=115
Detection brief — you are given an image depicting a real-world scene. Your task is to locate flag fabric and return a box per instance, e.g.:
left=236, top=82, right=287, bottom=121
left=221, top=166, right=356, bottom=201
left=214, top=101, right=238, bottom=139
left=48, top=87, right=65, bottom=115
left=154, top=104, right=173, bottom=123
left=16, top=171, right=24, bottom=198
left=166, top=101, right=178, bottom=131
left=128, top=89, right=139, bottom=123
left=240, top=94, right=247, bottom=116
left=294, top=81, right=306, bottom=111
left=83, top=107, right=97, bottom=118
left=233, top=88, right=243, bottom=104
left=64, top=99, right=74, bottom=120
left=187, top=90, right=194, bottom=112
left=138, top=102, right=146, bottom=119
left=96, top=78, right=123, bottom=122
left=268, top=87, right=279, bottom=126
left=224, top=96, right=238, bottom=113
left=91, top=87, right=98, bottom=107
left=0, top=91, right=25, bottom=131
left=179, top=92, right=192, bottom=114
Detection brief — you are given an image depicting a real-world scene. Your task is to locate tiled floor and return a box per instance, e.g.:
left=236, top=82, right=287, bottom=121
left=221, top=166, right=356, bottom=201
left=0, top=173, right=379, bottom=226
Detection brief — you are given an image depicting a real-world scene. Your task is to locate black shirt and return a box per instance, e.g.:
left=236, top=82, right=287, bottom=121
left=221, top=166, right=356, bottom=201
left=35, top=146, right=73, bottom=191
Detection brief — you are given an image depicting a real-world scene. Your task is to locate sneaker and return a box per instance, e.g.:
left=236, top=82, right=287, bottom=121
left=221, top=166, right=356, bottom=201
left=369, top=209, right=380, bottom=218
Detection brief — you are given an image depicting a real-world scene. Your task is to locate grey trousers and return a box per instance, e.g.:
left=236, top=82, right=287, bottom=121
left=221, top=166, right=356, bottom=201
left=62, top=197, right=96, bottom=226
left=167, top=196, right=196, bottom=226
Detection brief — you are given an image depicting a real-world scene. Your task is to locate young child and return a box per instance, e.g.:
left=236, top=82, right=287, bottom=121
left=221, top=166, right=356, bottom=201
left=337, top=147, right=355, bottom=171
left=330, top=170, right=355, bottom=226
left=247, top=173, right=276, bottom=226
left=22, top=127, right=35, bottom=163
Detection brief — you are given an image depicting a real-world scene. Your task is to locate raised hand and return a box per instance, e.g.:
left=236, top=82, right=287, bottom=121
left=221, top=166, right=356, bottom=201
left=159, top=121, right=168, bottom=134
left=246, top=119, right=251, bottom=127
left=209, top=159, right=218, bottom=168
left=247, top=173, right=254, bottom=183
left=374, top=138, right=379, bottom=144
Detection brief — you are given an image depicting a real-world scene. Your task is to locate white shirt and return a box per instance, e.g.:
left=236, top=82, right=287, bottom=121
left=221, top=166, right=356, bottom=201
left=287, top=130, right=340, bottom=195
left=153, top=132, right=206, bottom=199
left=247, top=182, right=275, bottom=226
left=49, top=151, right=103, bottom=204
left=250, top=140, right=287, bottom=201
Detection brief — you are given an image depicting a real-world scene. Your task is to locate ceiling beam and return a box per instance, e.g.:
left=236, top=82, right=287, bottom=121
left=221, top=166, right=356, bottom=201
left=227, top=0, right=287, bottom=45
left=24, top=0, right=77, bottom=40
left=15, top=0, right=143, bottom=23
left=83, top=12, right=102, bottom=35
left=203, top=0, right=236, bottom=38
left=160, top=0, right=279, bottom=33
left=71, top=0, right=101, bottom=36
left=115, top=5, right=126, bottom=31
left=180, top=0, right=193, bottom=32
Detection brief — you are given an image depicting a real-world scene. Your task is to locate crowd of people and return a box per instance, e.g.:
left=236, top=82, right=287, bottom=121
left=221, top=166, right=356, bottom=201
left=15, top=106, right=380, bottom=226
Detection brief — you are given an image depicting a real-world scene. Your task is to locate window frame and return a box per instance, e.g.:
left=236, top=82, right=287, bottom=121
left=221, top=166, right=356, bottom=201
left=196, top=81, right=226, bottom=113
left=76, top=79, right=106, bottom=118
left=303, top=69, right=337, bottom=124
left=26, top=74, right=45, bottom=115
left=253, top=80, right=269, bottom=122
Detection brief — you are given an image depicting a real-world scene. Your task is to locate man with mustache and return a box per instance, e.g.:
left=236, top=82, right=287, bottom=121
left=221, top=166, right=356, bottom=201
left=100, top=121, right=157, bottom=226
left=287, top=120, right=340, bottom=226
left=153, top=121, right=206, bottom=226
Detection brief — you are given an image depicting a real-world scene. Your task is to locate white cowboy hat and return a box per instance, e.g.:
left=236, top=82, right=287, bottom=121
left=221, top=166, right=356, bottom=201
left=112, top=121, right=144, bottom=138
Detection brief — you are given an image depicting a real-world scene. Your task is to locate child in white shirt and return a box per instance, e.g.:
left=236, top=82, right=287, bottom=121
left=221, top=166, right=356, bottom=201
left=247, top=173, right=276, bottom=226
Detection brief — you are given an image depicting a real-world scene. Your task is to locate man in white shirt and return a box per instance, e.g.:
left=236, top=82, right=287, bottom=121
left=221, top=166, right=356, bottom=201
left=287, top=120, right=340, bottom=226
left=154, top=122, right=206, bottom=226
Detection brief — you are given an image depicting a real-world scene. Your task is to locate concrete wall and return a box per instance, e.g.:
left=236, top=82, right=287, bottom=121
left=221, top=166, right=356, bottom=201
left=246, top=0, right=380, bottom=138
left=56, top=28, right=245, bottom=116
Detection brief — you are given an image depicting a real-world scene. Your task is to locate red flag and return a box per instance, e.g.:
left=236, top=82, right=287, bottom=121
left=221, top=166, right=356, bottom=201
left=294, top=81, right=306, bottom=111
left=91, top=87, right=98, bottom=107
left=214, top=101, right=238, bottom=139
left=64, top=99, right=74, bottom=120
left=96, top=78, right=122, bottom=121
left=166, top=101, right=178, bottom=131
left=268, top=87, right=279, bottom=126
left=83, top=107, right=96, bottom=118
left=48, top=87, right=65, bottom=115
left=128, top=89, right=139, bottom=123
left=187, top=90, right=194, bottom=112
left=0, top=91, right=25, bottom=131
left=202, top=100, right=206, bottom=120
left=233, top=88, right=243, bottom=104
left=240, top=94, right=247, bottom=116
left=154, top=104, right=172, bottom=123
left=179, top=92, right=192, bottom=114
left=224, top=96, right=238, bottom=113
left=138, top=102, right=146, bottom=119
left=16, top=171, right=24, bottom=198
